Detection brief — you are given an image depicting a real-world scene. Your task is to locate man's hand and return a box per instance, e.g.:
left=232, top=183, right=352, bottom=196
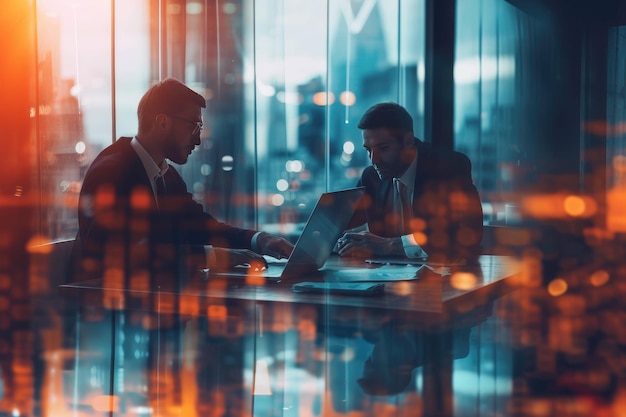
left=257, top=232, right=294, bottom=259
left=209, top=248, right=268, bottom=271
left=336, top=231, right=403, bottom=258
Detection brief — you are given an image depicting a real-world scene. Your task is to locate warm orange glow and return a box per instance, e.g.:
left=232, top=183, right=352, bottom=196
left=522, top=194, right=561, bottom=218
left=582, top=120, right=610, bottom=136
left=167, top=3, right=183, bottom=14
left=95, top=185, right=116, bottom=208
left=410, top=232, right=427, bottom=246
left=179, top=294, right=200, bottom=316
left=103, top=267, right=124, bottom=288
left=312, top=91, right=335, bottom=106
left=207, top=304, right=227, bottom=320
left=449, top=191, right=471, bottom=208
left=131, top=187, right=152, bottom=210
left=607, top=186, right=626, bottom=232
left=245, top=273, right=267, bottom=286
left=298, top=319, right=317, bottom=340
left=156, top=293, right=176, bottom=314
left=522, top=193, right=597, bottom=219
left=589, top=270, right=610, bottom=287
left=582, top=120, right=626, bottom=136
left=339, top=90, right=356, bottom=106
left=563, top=195, right=585, bottom=217
left=90, top=395, right=119, bottom=412
left=547, top=278, right=568, bottom=296
left=409, top=218, right=426, bottom=231
left=25, top=235, right=53, bottom=254
left=450, top=272, right=478, bottom=290
left=390, top=281, right=412, bottom=296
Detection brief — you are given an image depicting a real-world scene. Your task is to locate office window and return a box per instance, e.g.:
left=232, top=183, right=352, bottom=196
left=37, top=0, right=426, bottom=241
left=36, top=0, right=151, bottom=240
left=606, top=25, right=626, bottom=233
left=171, top=0, right=426, bottom=236
left=454, top=0, right=525, bottom=225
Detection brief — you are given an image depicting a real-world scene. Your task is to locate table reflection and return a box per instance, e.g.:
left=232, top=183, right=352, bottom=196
left=61, top=296, right=511, bottom=417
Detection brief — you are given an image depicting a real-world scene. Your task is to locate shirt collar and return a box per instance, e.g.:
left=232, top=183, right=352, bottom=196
left=130, top=136, right=169, bottom=180
left=396, top=151, right=417, bottom=191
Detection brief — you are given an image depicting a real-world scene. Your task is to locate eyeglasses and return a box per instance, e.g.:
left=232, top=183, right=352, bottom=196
left=169, top=115, right=203, bottom=136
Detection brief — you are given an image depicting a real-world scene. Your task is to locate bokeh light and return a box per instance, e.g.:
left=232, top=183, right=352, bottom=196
left=547, top=278, right=568, bottom=296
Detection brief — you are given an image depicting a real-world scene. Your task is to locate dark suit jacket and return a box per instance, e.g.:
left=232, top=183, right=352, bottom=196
left=72, top=137, right=257, bottom=283
left=348, top=139, right=483, bottom=260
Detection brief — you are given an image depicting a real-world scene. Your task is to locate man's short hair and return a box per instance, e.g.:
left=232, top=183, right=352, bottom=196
left=357, top=102, right=414, bottom=133
left=137, top=78, right=206, bottom=131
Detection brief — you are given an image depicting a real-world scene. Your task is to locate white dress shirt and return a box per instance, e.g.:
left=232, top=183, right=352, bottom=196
left=394, top=153, right=428, bottom=259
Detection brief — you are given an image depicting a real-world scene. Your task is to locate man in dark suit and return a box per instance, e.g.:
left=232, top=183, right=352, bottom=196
left=337, top=102, right=483, bottom=262
left=72, top=78, right=293, bottom=283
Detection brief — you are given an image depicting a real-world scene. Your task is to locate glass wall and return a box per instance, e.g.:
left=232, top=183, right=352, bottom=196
left=9, top=1, right=626, bottom=417
left=606, top=25, right=626, bottom=233
left=36, top=0, right=426, bottom=241
left=454, top=0, right=527, bottom=225
left=34, top=0, right=617, bottom=240
left=36, top=0, right=150, bottom=240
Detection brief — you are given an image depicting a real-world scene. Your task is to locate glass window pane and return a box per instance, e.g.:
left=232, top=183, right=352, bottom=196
left=606, top=26, right=626, bottom=233
left=247, top=0, right=426, bottom=235
left=37, top=0, right=426, bottom=239
left=114, top=2, right=151, bottom=138
left=455, top=0, right=521, bottom=225
left=37, top=0, right=114, bottom=240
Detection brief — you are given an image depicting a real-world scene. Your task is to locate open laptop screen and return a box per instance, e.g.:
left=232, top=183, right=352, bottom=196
left=281, top=187, right=365, bottom=279
left=205, top=187, right=365, bottom=281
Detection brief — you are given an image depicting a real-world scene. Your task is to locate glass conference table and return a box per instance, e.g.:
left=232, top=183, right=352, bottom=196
left=58, top=255, right=521, bottom=417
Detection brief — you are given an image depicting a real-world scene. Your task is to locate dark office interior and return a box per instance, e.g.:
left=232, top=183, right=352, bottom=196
left=2, top=0, right=626, bottom=416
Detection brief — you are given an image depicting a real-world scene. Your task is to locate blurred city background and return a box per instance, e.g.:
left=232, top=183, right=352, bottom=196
left=2, top=0, right=626, bottom=416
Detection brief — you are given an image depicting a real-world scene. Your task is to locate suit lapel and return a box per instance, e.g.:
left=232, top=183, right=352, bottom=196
left=119, top=138, right=159, bottom=209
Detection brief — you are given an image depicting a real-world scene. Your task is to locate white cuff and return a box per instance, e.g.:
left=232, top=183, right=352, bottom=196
left=400, top=234, right=428, bottom=259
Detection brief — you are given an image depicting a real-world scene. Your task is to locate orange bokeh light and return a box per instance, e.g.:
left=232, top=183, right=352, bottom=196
left=589, top=270, right=610, bottom=287
left=207, top=304, right=227, bottom=320
left=563, top=195, right=585, bottom=217
left=522, top=193, right=596, bottom=219
left=450, top=272, right=477, bottom=290
left=547, top=278, right=568, bottom=296
left=608, top=186, right=626, bottom=232
left=312, top=91, right=335, bottom=106
left=339, top=90, right=356, bottom=106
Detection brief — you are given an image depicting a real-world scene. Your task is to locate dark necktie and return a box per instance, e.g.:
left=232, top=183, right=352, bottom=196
left=155, top=175, right=166, bottom=207
left=393, top=178, right=411, bottom=235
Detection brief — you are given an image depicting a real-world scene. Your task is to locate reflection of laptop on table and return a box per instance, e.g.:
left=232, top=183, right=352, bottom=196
left=210, top=186, right=423, bottom=283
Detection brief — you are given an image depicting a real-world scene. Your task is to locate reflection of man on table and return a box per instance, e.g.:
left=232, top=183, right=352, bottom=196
left=72, top=78, right=293, bottom=283
left=337, top=102, right=483, bottom=263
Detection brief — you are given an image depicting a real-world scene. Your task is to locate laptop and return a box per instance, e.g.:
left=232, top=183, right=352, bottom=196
left=209, top=187, right=366, bottom=282
left=209, top=186, right=424, bottom=283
